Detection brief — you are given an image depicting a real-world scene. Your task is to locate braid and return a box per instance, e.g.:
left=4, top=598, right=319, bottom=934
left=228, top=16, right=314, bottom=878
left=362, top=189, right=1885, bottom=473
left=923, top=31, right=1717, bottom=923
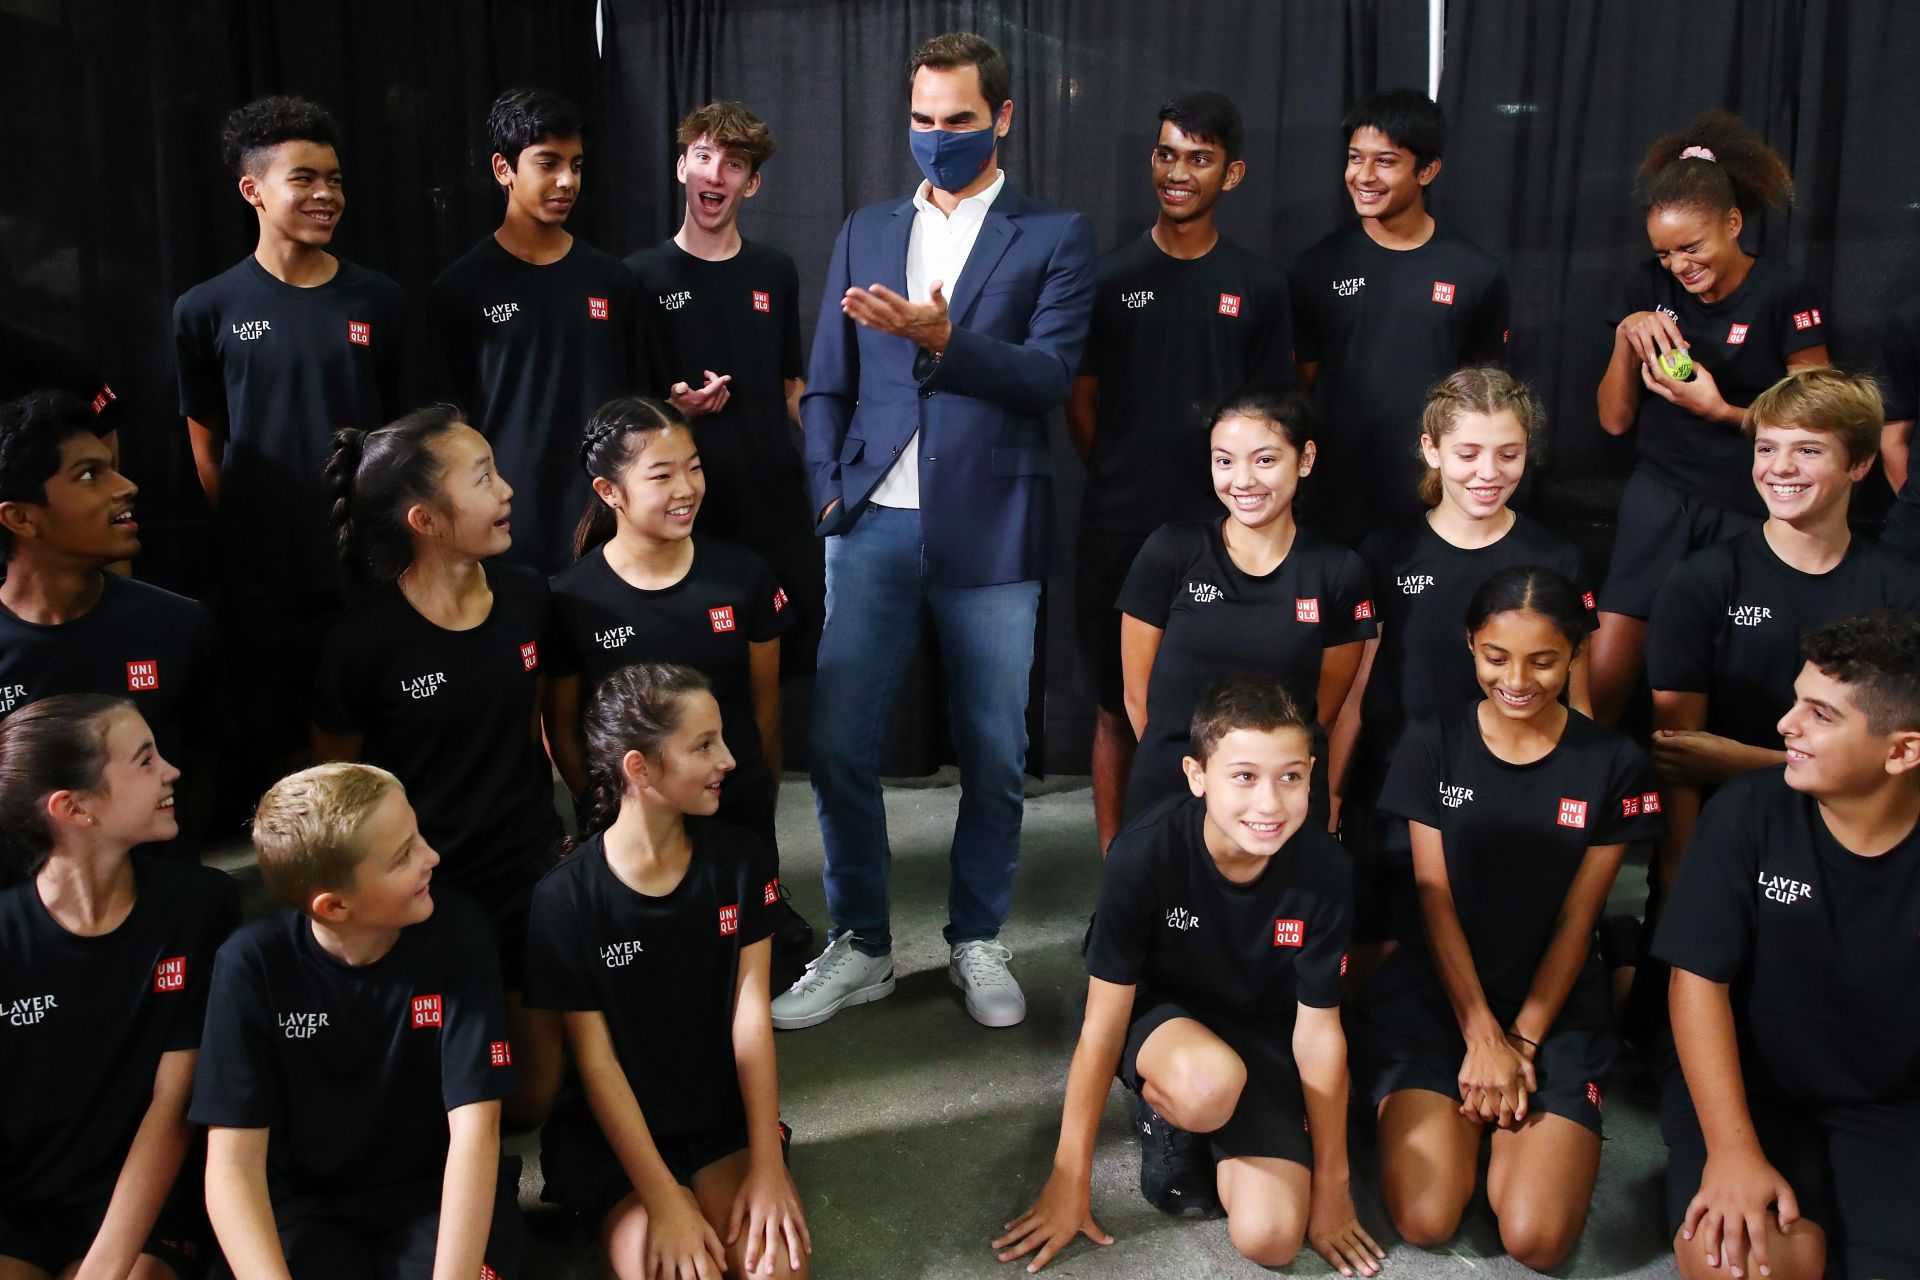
left=324, top=427, right=369, bottom=575
left=572, top=396, right=692, bottom=561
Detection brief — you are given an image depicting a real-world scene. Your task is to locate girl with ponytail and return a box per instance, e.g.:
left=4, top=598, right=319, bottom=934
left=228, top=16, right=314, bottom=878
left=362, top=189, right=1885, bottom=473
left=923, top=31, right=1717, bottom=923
left=546, top=396, right=812, bottom=958
left=314, top=405, right=563, bottom=1125
left=523, top=663, right=813, bottom=1280
left=1590, top=111, right=1830, bottom=725
left=0, top=694, right=238, bottom=1277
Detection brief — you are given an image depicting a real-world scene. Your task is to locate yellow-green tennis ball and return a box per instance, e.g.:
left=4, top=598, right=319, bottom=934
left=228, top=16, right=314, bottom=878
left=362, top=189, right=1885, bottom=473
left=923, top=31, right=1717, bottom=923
left=1660, top=349, right=1695, bottom=381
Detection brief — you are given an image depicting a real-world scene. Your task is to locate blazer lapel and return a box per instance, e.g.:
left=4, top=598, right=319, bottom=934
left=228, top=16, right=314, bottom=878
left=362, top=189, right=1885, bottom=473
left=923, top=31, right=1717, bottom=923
left=879, top=197, right=915, bottom=296
left=944, top=211, right=1015, bottom=326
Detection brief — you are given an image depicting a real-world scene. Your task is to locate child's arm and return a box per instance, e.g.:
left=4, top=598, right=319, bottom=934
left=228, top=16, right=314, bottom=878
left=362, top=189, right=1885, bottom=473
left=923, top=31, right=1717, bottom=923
left=564, top=1009, right=727, bottom=1279
left=205, top=1126, right=293, bottom=1280
left=1508, top=840, right=1629, bottom=1061
left=430, top=1100, right=501, bottom=1280
left=1325, top=636, right=1379, bottom=818
left=1118, top=616, right=1162, bottom=743
left=992, top=977, right=1130, bottom=1273
left=749, top=639, right=783, bottom=778
left=728, top=936, right=809, bottom=1275
left=1292, top=1004, right=1383, bottom=1278
left=74, top=1050, right=197, bottom=1280
left=543, top=674, right=588, bottom=797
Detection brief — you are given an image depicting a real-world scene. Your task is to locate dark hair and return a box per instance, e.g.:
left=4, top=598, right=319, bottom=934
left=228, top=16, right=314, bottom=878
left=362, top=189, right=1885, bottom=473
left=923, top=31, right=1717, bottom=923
left=1464, top=565, right=1591, bottom=653
left=1158, top=91, right=1244, bottom=164
left=908, top=32, right=1011, bottom=115
left=0, top=694, right=128, bottom=880
left=488, top=87, right=585, bottom=169
left=577, top=663, right=714, bottom=836
left=1190, top=676, right=1310, bottom=764
left=1801, top=611, right=1920, bottom=735
left=574, top=396, right=694, bottom=559
left=1637, top=110, right=1794, bottom=217
left=678, top=101, right=776, bottom=174
left=0, top=390, right=109, bottom=561
left=1341, top=89, right=1446, bottom=171
left=1205, top=382, right=1317, bottom=453
left=326, top=405, right=465, bottom=589
left=221, top=95, right=341, bottom=176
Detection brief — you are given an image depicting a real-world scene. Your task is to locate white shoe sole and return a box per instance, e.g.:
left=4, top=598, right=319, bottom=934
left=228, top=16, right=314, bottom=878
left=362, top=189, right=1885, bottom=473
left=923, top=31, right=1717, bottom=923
left=770, top=971, right=896, bottom=1030
left=950, top=966, right=1026, bottom=1028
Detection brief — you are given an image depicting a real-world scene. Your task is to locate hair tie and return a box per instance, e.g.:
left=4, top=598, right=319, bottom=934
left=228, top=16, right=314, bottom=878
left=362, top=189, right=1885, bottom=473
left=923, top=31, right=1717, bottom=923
left=1679, top=145, right=1716, bottom=163
left=578, top=422, right=617, bottom=476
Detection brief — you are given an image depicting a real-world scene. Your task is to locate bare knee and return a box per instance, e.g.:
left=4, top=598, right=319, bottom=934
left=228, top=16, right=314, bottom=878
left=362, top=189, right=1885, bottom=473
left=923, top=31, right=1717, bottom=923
left=1388, top=1191, right=1466, bottom=1249
left=601, top=1195, right=650, bottom=1280
left=124, top=1259, right=181, bottom=1280
left=1149, top=1046, right=1246, bottom=1133
left=1227, top=1209, right=1305, bottom=1268
left=1500, top=1209, right=1583, bottom=1273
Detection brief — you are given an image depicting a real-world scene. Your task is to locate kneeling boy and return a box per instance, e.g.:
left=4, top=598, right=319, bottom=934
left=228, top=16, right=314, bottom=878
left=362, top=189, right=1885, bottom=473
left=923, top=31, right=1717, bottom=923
left=1656, top=610, right=1920, bottom=1280
left=192, top=763, right=525, bottom=1278
left=995, top=676, right=1382, bottom=1275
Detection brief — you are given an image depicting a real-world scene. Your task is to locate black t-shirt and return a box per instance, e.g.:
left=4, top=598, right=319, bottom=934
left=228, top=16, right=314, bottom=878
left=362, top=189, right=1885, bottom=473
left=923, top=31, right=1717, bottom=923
left=0, top=320, right=126, bottom=433
left=1654, top=768, right=1920, bottom=1105
left=1607, top=257, right=1827, bottom=515
left=431, top=237, right=645, bottom=574
left=1379, top=707, right=1664, bottom=1029
left=525, top=823, right=776, bottom=1142
left=189, top=891, right=513, bottom=1203
left=625, top=239, right=807, bottom=545
left=313, top=564, right=561, bottom=912
left=1357, top=513, right=1594, bottom=774
left=0, top=859, right=237, bottom=1213
left=0, top=574, right=216, bottom=768
left=1086, top=795, right=1350, bottom=1025
left=1288, top=224, right=1509, bottom=537
left=547, top=540, right=791, bottom=778
left=1117, top=520, right=1375, bottom=815
left=173, top=256, right=404, bottom=600
left=1078, top=233, right=1294, bottom=537
left=1645, top=529, right=1920, bottom=748
left=1878, top=289, right=1920, bottom=545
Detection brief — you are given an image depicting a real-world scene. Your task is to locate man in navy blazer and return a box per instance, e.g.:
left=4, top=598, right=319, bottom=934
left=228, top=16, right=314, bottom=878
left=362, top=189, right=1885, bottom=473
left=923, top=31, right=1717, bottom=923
left=773, top=32, right=1094, bottom=1032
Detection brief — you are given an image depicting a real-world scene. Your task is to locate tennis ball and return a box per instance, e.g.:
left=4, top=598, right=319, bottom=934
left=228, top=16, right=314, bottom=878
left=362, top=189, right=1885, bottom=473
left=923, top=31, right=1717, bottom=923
left=1659, top=349, right=1695, bottom=381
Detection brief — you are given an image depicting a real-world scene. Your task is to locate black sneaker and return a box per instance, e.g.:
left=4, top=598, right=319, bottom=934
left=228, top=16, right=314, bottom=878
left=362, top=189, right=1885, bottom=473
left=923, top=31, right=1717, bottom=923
left=1134, top=1093, right=1221, bottom=1218
left=769, top=885, right=816, bottom=957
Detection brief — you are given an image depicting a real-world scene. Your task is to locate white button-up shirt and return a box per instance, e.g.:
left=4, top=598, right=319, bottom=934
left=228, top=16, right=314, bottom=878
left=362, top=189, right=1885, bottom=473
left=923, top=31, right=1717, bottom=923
left=867, top=168, right=1007, bottom=509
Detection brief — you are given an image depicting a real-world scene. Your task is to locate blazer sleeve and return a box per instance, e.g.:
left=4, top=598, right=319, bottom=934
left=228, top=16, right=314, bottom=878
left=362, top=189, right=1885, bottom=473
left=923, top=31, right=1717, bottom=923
left=800, top=212, right=860, bottom=522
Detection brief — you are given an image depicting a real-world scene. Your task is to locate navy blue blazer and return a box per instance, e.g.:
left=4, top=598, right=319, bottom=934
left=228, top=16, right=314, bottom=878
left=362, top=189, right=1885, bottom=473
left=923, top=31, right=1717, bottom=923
left=800, top=184, right=1096, bottom=586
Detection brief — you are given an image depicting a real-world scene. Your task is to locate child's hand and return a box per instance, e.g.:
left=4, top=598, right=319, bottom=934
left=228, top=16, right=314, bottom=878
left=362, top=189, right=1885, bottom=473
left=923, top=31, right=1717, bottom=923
left=992, top=1169, right=1113, bottom=1274
left=1641, top=356, right=1731, bottom=423
left=727, top=1158, right=812, bottom=1276
left=645, top=1185, right=727, bottom=1280
left=1681, top=1150, right=1801, bottom=1279
left=1457, top=1033, right=1534, bottom=1126
left=1617, top=308, right=1689, bottom=367
left=1308, top=1179, right=1386, bottom=1277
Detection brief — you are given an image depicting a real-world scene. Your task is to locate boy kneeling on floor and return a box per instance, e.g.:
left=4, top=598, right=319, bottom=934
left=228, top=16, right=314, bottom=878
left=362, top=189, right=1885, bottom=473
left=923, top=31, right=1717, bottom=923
left=996, top=675, right=1384, bottom=1275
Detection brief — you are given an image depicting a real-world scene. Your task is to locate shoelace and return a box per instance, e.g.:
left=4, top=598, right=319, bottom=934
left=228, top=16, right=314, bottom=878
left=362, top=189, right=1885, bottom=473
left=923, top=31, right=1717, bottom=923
left=791, top=938, right=863, bottom=995
left=953, top=941, right=1015, bottom=986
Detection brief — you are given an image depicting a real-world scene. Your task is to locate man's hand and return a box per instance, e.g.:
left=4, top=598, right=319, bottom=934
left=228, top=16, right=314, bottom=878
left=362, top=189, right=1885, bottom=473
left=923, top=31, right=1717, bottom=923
left=1307, top=1178, right=1385, bottom=1277
left=992, top=1169, right=1112, bottom=1273
left=670, top=370, right=733, bottom=418
left=843, top=280, right=953, bottom=354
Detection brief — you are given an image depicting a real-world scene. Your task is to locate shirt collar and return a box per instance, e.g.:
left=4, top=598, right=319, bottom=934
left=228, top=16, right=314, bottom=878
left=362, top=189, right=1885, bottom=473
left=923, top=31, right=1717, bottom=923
left=913, top=168, right=1007, bottom=219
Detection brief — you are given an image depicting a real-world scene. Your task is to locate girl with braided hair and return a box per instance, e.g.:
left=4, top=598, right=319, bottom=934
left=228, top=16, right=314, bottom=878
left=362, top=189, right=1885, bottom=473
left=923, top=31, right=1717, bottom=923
left=312, top=404, right=565, bottom=1125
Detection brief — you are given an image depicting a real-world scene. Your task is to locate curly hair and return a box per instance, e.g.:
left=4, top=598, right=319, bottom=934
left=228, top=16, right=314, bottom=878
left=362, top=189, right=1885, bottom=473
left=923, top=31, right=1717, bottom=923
left=1637, top=110, right=1794, bottom=217
left=1801, top=611, right=1920, bottom=735
left=221, top=95, right=341, bottom=176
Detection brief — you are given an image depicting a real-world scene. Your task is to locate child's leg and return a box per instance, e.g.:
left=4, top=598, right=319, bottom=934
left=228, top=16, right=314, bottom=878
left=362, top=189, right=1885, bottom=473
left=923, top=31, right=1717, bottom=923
left=1213, top=1157, right=1310, bottom=1268
left=599, top=1192, right=649, bottom=1280
left=1673, top=1214, right=1826, bottom=1280
left=1133, top=1018, right=1247, bottom=1134
left=1376, top=1090, right=1481, bottom=1247
left=0, top=1259, right=52, bottom=1280
left=1484, top=1112, right=1602, bottom=1271
left=689, top=1151, right=808, bottom=1280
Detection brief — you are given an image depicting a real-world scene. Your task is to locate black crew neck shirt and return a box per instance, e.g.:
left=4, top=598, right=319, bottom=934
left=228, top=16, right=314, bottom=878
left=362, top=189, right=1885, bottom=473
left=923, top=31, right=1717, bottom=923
left=0, top=320, right=126, bottom=433
left=1877, top=290, right=1920, bottom=555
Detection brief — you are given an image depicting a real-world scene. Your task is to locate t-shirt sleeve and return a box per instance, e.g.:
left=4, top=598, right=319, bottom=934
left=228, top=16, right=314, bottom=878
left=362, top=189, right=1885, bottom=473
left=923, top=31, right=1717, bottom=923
left=1591, top=740, right=1667, bottom=846
left=735, top=831, right=780, bottom=949
left=438, top=910, right=516, bottom=1110
left=1295, top=855, right=1352, bottom=1010
left=1250, top=265, right=1296, bottom=384
left=310, top=619, right=372, bottom=736
left=1604, top=263, right=1644, bottom=331
left=1554, top=540, right=1600, bottom=628
left=743, top=553, right=794, bottom=644
left=172, top=291, right=226, bottom=423
left=1286, top=254, right=1324, bottom=364
left=523, top=873, right=595, bottom=1012
left=1650, top=782, right=1761, bottom=981
left=1377, top=716, right=1444, bottom=830
left=1320, top=548, right=1379, bottom=646
left=188, top=942, right=280, bottom=1129
left=1083, top=838, right=1157, bottom=987
left=1114, top=526, right=1183, bottom=627
left=1463, top=262, right=1511, bottom=366
left=1882, top=303, right=1920, bottom=423
left=1644, top=556, right=1719, bottom=693
left=168, top=877, right=243, bottom=1053
left=780, top=255, right=805, bottom=382
left=1770, top=273, right=1829, bottom=359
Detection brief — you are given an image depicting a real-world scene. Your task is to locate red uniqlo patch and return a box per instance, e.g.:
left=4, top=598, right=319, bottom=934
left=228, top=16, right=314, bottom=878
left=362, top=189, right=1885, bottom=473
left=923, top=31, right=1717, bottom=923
left=752, top=290, right=771, bottom=313
left=1353, top=599, right=1374, bottom=621
left=488, top=1041, right=512, bottom=1067
left=1582, top=590, right=1597, bottom=611
left=772, top=587, right=788, bottom=612
left=1727, top=323, right=1750, bottom=345
left=347, top=320, right=371, bottom=346
left=126, top=660, right=158, bottom=691
left=1621, top=795, right=1641, bottom=817
left=588, top=296, right=609, bottom=320
left=480, top=1265, right=500, bottom=1280
left=1218, top=292, right=1242, bottom=317
left=153, top=956, right=186, bottom=993
left=718, top=903, right=740, bottom=936
left=1432, top=281, right=1456, bottom=305
left=91, top=384, right=117, bottom=415
left=1641, top=791, right=1662, bottom=814
left=1273, top=918, right=1304, bottom=947
left=519, top=641, right=538, bottom=671
left=1811, top=308, right=1822, bottom=326
left=1793, top=310, right=1814, bottom=330
left=1340, top=952, right=1349, bottom=976
left=1295, top=598, right=1320, bottom=623
left=410, top=994, right=443, bottom=1029
left=763, top=878, right=780, bottom=906
left=1557, top=798, right=1588, bottom=829
left=709, top=605, right=736, bottom=633
left=1586, top=1080, right=1604, bottom=1110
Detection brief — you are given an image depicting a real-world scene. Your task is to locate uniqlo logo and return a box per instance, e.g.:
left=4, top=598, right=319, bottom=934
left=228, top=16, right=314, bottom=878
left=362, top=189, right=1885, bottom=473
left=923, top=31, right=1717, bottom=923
left=709, top=606, right=736, bottom=633
left=488, top=1041, right=512, bottom=1067
left=91, top=384, right=117, bottom=415
left=1339, top=952, right=1349, bottom=976
left=347, top=320, right=371, bottom=346
left=772, top=587, right=788, bottom=613
left=480, top=1266, right=499, bottom=1280
left=153, top=956, right=186, bottom=993
left=1582, top=591, right=1596, bottom=611
left=1811, top=308, right=1822, bottom=326
left=1586, top=1080, right=1603, bottom=1110
left=1353, top=599, right=1374, bottom=622
left=718, top=903, right=740, bottom=936
left=1217, top=292, right=1242, bottom=317
left=763, top=878, right=780, bottom=907
left=1641, top=791, right=1662, bottom=814
left=1295, top=598, right=1320, bottom=623
left=1621, top=795, right=1641, bottom=817
left=1557, top=798, right=1588, bottom=829
left=1273, top=918, right=1304, bottom=948
left=410, top=994, right=442, bottom=1029
left=1793, top=310, right=1813, bottom=330
left=588, top=296, right=609, bottom=320
left=752, top=290, right=771, bottom=313
left=1727, top=323, right=1749, bottom=345
left=1432, top=281, right=1456, bottom=305
left=519, top=641, right=538, bottom=672
left=126, top=660, right=158, bottom=692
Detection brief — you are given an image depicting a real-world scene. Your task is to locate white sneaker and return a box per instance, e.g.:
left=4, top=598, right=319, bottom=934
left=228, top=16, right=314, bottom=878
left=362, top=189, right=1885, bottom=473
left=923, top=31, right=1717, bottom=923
left=949, top=940, right=1026, bottom=1028
left=770, top=935, right=896, bottom=1030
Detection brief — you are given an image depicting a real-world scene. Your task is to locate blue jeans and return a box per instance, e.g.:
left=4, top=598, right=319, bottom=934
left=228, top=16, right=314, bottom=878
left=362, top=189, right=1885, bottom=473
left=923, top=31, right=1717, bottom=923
left=810, top=504, right=1040, bottom=955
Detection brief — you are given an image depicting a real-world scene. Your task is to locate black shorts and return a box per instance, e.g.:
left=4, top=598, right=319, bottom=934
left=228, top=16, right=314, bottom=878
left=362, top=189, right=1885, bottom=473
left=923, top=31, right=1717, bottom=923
left=1074, top=527, right=1148, bottom=714
left=1599, top=471, right=1761, bottom=619
left=1118, top=999, right=1314, bottom=1168
left=1359, top=966, right=1614, bottom=1136
left=540, top=1113, right=752, bottom=1227
left=1661, top=1070, right=1920, bottom=1276
left=1338, top=766, right=1419, bottom=947
left=0, top=1196, right=211, bottom=1279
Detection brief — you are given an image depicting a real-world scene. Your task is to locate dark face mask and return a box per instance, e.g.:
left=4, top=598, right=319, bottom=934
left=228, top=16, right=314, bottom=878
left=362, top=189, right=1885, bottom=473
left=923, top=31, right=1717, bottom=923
left=909, top=124, right=998, bottom=193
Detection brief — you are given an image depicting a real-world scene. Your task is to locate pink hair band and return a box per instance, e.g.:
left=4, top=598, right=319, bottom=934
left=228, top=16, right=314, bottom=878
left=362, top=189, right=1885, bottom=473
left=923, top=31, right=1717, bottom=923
left=1680, top=145, right=1717, bottom=162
